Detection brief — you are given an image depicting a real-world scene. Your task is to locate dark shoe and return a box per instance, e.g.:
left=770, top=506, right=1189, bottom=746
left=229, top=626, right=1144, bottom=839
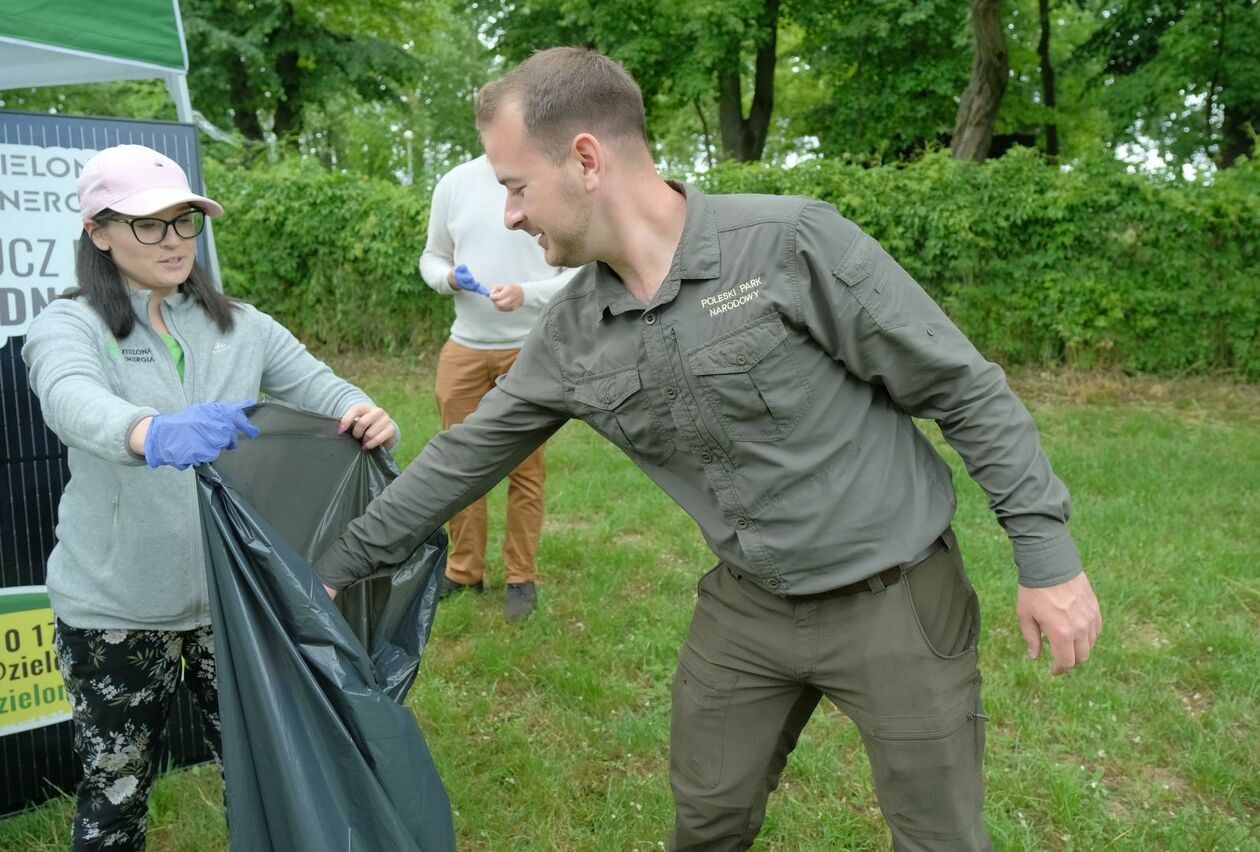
left=438, top=575, right=484, bottom=600
left=505, top=582, right=537, bottom=622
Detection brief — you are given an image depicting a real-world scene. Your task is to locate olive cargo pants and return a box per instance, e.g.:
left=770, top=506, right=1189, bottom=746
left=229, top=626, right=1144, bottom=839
left=669, top=529, right=993, bottom=851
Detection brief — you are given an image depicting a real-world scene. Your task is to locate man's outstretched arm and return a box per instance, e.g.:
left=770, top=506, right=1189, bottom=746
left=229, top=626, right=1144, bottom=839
left=315, top=387, right=566, bottom=589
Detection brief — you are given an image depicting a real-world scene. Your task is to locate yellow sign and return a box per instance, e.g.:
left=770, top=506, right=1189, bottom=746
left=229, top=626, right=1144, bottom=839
left=0, top=586, right=70, bottom=736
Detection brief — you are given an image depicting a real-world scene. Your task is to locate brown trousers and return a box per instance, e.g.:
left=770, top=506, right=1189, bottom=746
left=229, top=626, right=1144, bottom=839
left=435, top=339, right=546, bottom=585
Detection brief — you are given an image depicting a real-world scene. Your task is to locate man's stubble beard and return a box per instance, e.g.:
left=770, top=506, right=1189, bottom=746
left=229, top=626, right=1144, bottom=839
left=545, top=178, right=593, bottom=268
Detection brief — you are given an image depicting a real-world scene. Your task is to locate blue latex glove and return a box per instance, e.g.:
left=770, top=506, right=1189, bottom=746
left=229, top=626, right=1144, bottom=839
left=144, top=400, right=261, bottom=470
left=453, top=264, right=491, bottom=297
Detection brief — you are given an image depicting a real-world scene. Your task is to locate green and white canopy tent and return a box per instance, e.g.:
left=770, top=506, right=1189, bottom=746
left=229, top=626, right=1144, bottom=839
left=0, top=0, right=222, bottom=284
left=0, top=0, right=194, bottom=121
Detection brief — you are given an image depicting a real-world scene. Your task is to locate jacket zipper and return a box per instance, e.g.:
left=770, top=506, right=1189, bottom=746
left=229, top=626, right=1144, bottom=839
left=102, top=489, right=121, bottom=564
left=159, top=301, right=209, bottom=618
left=158, top=299, right=190, bottom=395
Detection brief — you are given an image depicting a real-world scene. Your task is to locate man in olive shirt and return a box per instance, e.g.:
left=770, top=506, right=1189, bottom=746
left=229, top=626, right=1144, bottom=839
left=317, top=48, right=1102, bottom=851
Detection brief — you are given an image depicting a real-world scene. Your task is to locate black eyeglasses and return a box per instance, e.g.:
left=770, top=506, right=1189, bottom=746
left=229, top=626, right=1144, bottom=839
left=109, top=209, right=205, bottom=245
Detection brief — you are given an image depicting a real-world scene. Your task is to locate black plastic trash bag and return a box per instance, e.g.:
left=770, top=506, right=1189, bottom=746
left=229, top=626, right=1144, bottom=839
left=196, top=402, right=455, bottom=851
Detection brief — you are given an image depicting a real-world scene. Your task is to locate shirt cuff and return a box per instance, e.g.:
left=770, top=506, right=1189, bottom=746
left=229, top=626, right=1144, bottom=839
left=1013, top=531, right=1084, bottom=587
left=312, top=545, right=367, bottom=592
left=123, top=409, right=159, bottom=466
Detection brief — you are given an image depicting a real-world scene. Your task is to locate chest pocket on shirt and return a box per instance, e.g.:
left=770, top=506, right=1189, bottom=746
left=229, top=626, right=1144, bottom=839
left=833, top=233, right=909, bottom=331
left=687, top=313, right=811, bottom=443
left=572, top=366, right=676, bottom=466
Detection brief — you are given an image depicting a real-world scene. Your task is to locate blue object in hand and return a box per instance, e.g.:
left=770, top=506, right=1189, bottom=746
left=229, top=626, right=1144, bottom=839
left=453, top=265, right=491, bottom=297
left=144, top=400, right=261, bottom=470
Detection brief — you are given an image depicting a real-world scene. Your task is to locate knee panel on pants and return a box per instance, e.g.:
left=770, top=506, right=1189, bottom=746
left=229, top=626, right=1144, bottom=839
left=862, top=683, right=988, bottom=845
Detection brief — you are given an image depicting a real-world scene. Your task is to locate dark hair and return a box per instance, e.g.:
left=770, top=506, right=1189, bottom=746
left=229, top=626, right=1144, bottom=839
left=62, top=208, right=238, bottom=339
left=475, top=47, right=647, bottom=163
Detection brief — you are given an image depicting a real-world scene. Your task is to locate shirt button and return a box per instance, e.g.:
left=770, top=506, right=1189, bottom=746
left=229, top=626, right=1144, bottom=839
left=644, top=313, right=657, bottom=325
left=700, top=451, right=713, bottom=463
left=925, top=325, right=936, bottom=337
left=665, top=386, right=678, bottom=400
left=735, top=517, right=749, bottom=529
left=735, top=354, right=747, bottom=365
left=767, top=578, right=781, bottom=588
left=603, top=394, right=612, bottom=404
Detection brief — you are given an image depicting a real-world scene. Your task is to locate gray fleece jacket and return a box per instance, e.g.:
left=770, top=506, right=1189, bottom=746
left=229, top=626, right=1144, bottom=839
left=22, top=288, right=374, bottom=630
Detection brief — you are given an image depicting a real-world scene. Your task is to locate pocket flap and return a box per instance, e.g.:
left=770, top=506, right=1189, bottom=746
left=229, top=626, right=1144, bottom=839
left=832, top=233, right=875, bottom=286
left=689, top=314, right=788, bottom=375
left=572, top=367, right=642, bottom=410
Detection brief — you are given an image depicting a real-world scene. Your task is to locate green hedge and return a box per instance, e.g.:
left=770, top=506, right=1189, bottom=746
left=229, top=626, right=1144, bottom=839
left=700, top=149, right=1260, bottom=378
left=205, top=150, right=1260, bottom=377
left=205, top=157, right=452, bottom=351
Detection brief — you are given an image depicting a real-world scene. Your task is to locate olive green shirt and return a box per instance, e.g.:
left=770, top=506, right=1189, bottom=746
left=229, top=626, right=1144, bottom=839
left=316, top=183, right=1081, bottom=595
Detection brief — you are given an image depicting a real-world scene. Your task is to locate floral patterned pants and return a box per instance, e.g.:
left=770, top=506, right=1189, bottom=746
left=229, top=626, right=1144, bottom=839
left=54, top=620, right=222, bottom=851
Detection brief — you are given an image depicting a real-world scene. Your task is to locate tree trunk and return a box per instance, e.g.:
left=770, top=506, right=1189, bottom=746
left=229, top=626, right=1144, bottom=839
left=717, top=71, right=745, bottom=160
left=1217, top=101, right=1255, bottom=169
left=1203, top=0, right=1227, bottom=165
left=271, top=49, right=300, bottom=141
left=270, top=3, right=302, bottom=145
left=952, top=0, right=1008, bottom=162
left=1038, top=0, right=1059, bottom=157
left=228, top=57, right=263, bottom=141
left=695, top=99, right=716, bottom=171
left=718, top=0, right=779, bottom=162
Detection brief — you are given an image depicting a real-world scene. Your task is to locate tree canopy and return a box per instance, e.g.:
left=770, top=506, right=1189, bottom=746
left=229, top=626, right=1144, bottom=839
left=1, top=0, right=1255, bottom=181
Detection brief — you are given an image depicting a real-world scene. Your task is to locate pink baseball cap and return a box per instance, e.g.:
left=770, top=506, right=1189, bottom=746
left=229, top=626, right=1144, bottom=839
left=77, top=144, right=224, bottom=221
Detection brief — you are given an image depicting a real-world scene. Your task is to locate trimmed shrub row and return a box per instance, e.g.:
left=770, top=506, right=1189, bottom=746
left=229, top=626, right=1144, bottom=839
left=207, top=150, right=1260, bottom=377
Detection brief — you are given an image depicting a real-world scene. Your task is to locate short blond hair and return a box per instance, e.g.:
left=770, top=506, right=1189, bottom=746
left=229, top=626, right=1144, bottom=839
left=475, top=47, right=647, bottom=163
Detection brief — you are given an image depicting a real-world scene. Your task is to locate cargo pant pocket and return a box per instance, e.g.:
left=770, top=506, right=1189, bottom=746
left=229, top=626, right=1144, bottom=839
left=862, top=686, right=988, bottom=843
left=904, top=535, right=980, bottom=660
left=670, top=649, right=737, bottom=792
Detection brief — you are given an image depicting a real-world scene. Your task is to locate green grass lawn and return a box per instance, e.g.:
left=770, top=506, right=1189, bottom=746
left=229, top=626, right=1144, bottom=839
left=3, top=358, right=1258, bottom=851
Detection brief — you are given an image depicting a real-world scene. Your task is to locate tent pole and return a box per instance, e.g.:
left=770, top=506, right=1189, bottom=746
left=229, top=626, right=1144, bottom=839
left=166, top=73, right=225, bottom=292
left=167, top=73, right=194, bottom=123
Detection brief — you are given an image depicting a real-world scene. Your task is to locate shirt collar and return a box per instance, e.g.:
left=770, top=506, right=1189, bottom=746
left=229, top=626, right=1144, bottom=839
left=594, top=180, right=722, bottom=318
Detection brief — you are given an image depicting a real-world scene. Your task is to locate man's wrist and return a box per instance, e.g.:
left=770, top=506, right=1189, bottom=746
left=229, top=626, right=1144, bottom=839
left=1013, top=532, right=1083, bottom=587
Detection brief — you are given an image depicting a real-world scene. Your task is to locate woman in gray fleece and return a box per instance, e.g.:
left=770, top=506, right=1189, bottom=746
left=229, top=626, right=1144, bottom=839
left=22, top=144, right=397, bottom=850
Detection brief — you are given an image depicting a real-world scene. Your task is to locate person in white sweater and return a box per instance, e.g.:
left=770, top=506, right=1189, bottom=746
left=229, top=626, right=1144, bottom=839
left=419, top=154, right=577, bottom=620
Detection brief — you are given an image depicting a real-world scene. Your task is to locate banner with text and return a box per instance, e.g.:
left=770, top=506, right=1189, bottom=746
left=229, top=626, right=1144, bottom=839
left=0, top=144, right=89, bottom=350
left=0, top=586, right=69, bottom=737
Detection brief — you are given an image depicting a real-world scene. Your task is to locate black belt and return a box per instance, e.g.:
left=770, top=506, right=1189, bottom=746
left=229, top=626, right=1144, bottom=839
left=790, top=565, right=904, bottom=600
left=789, top=535, right=947, bottom=601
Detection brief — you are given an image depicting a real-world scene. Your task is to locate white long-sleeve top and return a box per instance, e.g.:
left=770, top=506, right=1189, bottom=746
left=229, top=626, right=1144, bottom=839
left=419, top=154, right=577, bottom=349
